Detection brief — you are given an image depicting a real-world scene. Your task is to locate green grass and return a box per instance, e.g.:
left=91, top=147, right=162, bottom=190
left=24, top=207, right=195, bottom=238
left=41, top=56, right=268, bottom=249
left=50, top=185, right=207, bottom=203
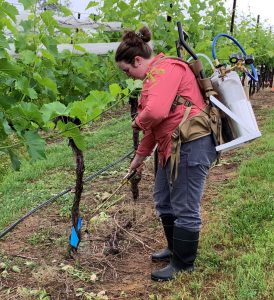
left=0, top=114, right=132, bottom=230
left=156, top=107, right=274, bottom=299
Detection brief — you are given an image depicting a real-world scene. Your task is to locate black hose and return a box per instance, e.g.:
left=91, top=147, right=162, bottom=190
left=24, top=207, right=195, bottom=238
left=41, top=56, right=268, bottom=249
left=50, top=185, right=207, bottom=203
left=83, top=149, right=134, bottom=183
left=0, top=149, right=135, bottom=239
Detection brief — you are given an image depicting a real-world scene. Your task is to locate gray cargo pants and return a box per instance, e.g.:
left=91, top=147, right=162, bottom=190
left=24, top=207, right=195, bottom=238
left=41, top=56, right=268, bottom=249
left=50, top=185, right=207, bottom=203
left=153, top=135, right=217, bottom=232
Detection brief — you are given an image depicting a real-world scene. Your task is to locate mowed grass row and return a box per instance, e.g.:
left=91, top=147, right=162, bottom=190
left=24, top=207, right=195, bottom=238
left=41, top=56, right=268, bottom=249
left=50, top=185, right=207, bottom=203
left=155, top=106, right=274, bottom=299
left=0, top=114, right=132, bottom=231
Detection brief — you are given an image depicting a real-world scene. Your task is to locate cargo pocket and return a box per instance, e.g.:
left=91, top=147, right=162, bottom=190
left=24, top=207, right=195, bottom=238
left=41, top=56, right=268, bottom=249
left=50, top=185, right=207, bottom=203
left=181, top=135, right=217, bottom=167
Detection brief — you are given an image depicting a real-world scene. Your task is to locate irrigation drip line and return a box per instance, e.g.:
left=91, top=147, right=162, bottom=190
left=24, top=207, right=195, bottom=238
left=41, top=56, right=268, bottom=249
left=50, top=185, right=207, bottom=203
left=0, top=148, right=135, bottom=240
left=83, top=149, right=134, bottom=183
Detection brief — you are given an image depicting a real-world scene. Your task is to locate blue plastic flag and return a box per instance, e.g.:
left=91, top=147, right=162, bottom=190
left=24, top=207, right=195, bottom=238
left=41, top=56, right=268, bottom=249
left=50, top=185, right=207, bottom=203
left=69, top=217, right=82, bottom=249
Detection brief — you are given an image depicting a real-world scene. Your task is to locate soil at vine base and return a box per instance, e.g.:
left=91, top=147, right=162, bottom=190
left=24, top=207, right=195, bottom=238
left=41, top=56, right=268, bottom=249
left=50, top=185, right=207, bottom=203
left=0, top=89, right=273, bottom=300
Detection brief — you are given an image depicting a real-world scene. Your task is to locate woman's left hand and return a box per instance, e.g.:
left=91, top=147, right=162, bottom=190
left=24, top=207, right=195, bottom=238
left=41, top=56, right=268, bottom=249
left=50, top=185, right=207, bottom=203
left=131, top=120, right=141, bottom=130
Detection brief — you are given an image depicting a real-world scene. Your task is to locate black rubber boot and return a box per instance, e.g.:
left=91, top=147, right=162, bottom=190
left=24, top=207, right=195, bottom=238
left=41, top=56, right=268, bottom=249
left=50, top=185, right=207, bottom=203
left=151, top=226, right=199, bottom=281
left=151, top=215, right=176, bottom=262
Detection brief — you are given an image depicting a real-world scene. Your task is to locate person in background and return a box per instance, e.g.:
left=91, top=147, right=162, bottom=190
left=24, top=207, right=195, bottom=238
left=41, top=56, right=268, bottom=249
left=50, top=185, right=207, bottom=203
left=115, top=26, right=217, bottom=281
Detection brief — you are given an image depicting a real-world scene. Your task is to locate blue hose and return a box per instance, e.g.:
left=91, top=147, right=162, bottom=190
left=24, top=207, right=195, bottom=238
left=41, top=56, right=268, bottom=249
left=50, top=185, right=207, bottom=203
left=212, top=33, right=258, bottom=82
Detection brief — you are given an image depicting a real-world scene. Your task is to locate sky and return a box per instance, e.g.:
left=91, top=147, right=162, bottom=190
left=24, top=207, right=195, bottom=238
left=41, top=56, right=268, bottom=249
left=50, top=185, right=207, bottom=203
left=7, top=0, right=274, bottom=27
left=225, top=0, right=274, bottom=26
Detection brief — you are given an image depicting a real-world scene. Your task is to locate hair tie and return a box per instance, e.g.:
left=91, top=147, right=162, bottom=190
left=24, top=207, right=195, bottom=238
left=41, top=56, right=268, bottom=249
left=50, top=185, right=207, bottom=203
left=136, top=32, right=143, bottom=39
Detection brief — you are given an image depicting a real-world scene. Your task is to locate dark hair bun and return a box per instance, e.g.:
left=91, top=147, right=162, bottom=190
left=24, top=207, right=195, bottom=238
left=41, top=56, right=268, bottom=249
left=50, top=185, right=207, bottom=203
left=139, top=26, right=151, bottom=43
left=122, top=26, right=151, bottom=46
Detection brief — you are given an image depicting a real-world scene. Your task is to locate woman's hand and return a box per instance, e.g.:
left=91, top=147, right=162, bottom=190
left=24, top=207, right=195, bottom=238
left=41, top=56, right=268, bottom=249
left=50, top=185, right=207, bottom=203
left=130, top=154, right=146, bottom=173
left=131, top=120, right=141, bottom=131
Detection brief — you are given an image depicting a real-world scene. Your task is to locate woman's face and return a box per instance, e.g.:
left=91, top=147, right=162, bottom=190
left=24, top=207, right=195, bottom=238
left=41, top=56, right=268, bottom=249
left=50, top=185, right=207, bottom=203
left=117, top=56, right=148, bottom=80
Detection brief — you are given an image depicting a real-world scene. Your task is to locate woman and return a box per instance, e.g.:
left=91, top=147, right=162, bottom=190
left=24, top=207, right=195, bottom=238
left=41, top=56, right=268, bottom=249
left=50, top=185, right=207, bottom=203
left=115, top=27, right=217, bottom=281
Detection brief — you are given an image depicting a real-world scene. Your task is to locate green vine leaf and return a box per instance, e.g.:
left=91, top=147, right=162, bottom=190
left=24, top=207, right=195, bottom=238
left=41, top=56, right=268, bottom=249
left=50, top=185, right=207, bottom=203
left=85, top=90, right=114, bottom=118
left=3, top=17, right=17, bottom=35
left=23, top=130, right=46, bottom=161
left=28, top=88, right=38, bottom=100
left=19, top=0, right=35, bottom=10
left=19, top=50, right=36, bottom=65
left=0, top=113, right=8, bottom=140
left=0, top=1, right=18, bottom=22
left=73, top=45, right=86, bottom=53
left=109, top=83, right=122, bottom=97
left=0, top=58, right=22, bottom=77
left=57, top=121, right=86, bottom=150
left=0, top=96, right=18, bottom=109
left=125, top=79, right=143, bottom=92
left=69, top=101, right=89, bottom=124
left=15, top=77, right=38, bottom=99
left=43, top=78, right=58, bottom=94
left=86, top=1, right=99, bottom=10
left=8, top=102, right=43, bottom=132
left=40, top=11, right=59, bottom=35
left=7, top=149, right=21, bottom=171
left=40, top=102, right=68, bottom=123
left=20, top=19, right=32, bottom=32
left=40, top=36, right=58, bottom=55
left=40, top=49, right=56, bottom=64
left=20, top=102, right=44, bottom=126
left=34, top=73, right=58, bottom=95
left=59, top=5, right=73, bottom=17
left=0, top=32, right=10, bottom=49
left=122, top=88, right=129, bottom=96
left=58, top=27, right=72, bottom=36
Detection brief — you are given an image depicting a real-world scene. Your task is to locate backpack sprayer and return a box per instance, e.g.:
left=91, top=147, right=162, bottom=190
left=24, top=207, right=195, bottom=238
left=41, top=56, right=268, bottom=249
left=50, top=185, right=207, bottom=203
left=177, top=22, right=261, bottom=153
left=211, top=34, right=261, bottom=151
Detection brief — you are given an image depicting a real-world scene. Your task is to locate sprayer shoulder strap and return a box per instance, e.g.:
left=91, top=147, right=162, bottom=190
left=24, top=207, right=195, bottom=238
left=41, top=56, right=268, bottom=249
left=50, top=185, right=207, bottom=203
left=171, top=94, right=192, bottom=112
left=156, top=56, right=217, bottom=98
left=151, top=55, right=204, bottom=83
left=170, top=100, right=192, bottom=183
left=154, top=55, right=202, bottom=76
left=151, top=55, right=188, bottom=66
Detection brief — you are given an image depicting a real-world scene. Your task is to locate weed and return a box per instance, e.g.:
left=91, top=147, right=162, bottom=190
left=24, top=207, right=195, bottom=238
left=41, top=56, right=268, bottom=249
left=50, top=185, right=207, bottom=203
left=76, top=288, right=108, bottom=300
left=27, top=228, right=53, bottom=246
left=17, top=287, right=50, bottom=299
left=58, top=193, right=74, bottom=218
left=60, top=263, right=97, bottom=283
left=54, top=235, right=68, bottom=248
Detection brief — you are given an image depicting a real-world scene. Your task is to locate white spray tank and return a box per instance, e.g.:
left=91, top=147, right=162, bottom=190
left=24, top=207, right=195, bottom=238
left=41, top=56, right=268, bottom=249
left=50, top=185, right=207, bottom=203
left=210, top=69, right=261, bottom=152
left=210, top=33, right=261, bottom=152
left=176, top=25, right=261, bottom=153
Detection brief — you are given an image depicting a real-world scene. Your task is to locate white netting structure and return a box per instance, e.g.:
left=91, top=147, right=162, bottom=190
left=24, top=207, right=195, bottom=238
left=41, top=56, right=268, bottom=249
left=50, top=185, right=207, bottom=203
left=55, top=16, right=122, bottom=32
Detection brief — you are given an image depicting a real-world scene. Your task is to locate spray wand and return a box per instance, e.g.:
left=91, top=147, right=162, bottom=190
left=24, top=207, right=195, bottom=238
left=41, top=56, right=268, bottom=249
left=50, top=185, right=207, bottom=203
left=94, top=170, right=137, bottom=214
